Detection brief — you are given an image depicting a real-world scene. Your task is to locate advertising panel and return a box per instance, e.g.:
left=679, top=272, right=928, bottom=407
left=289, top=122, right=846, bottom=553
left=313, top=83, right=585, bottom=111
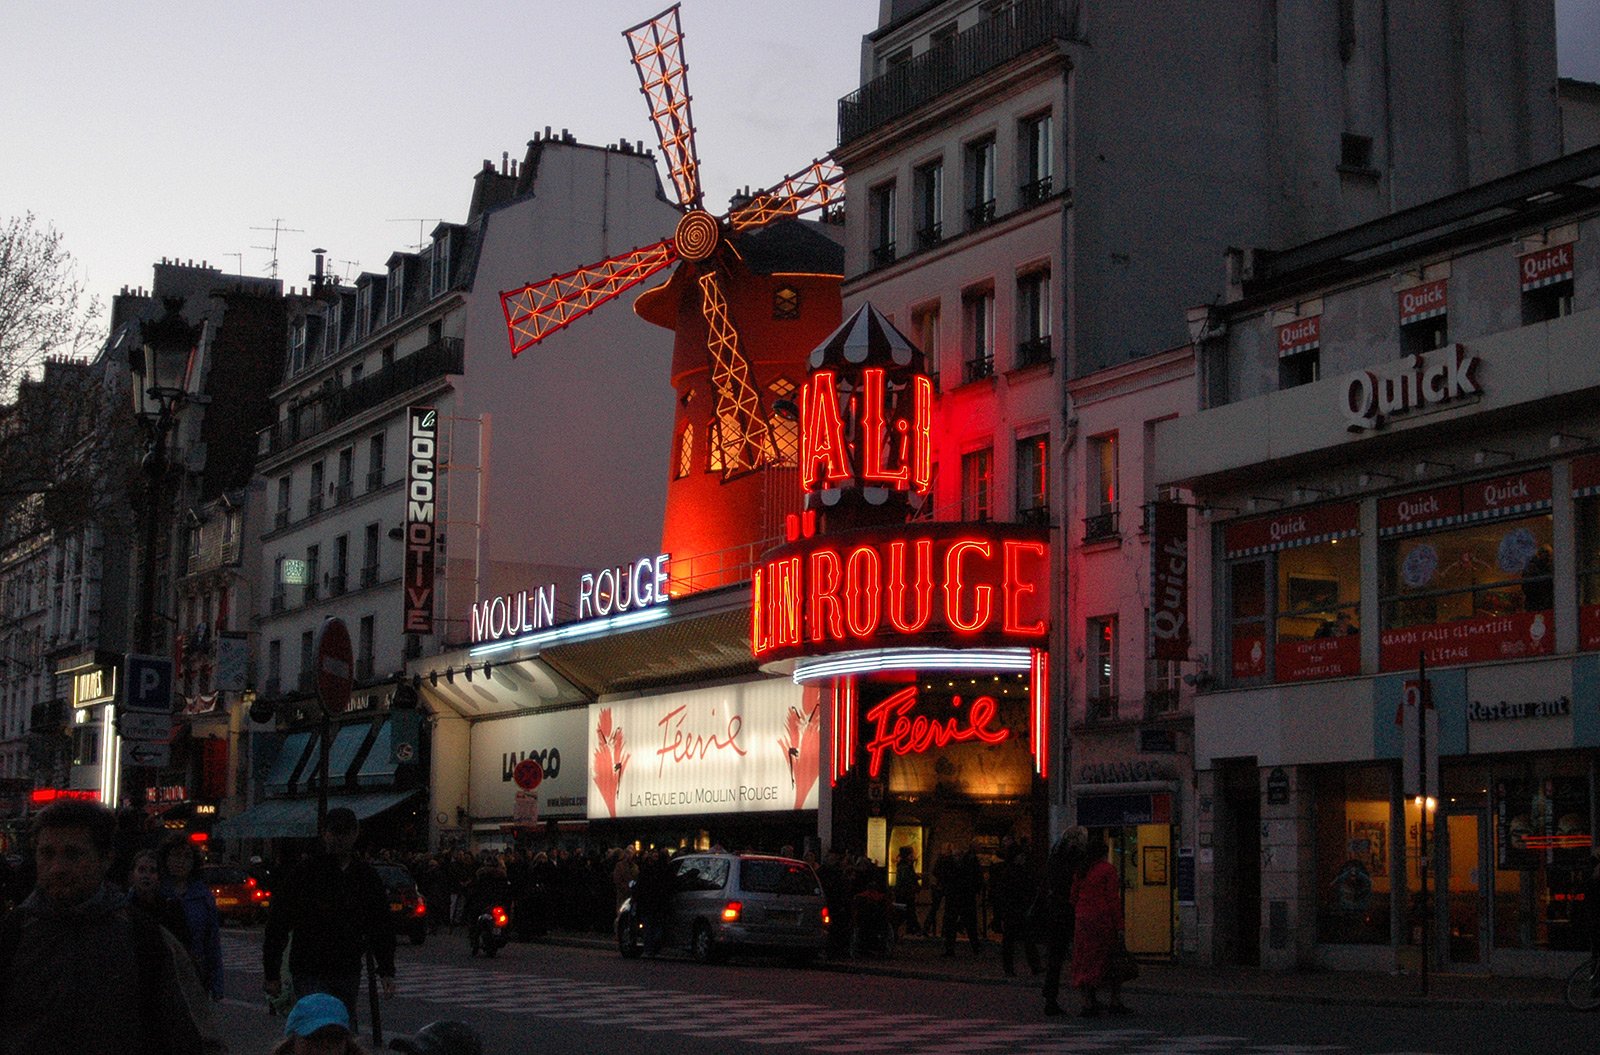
left=1147, top=501, right=1190, bottom=662
left=586, top=680, right=818, bottom=820
left=1223, top=503, right=1359, bottom=559
left=403, top=407, right=439, bottom=634
left=468, top=708, right=588, bottom=820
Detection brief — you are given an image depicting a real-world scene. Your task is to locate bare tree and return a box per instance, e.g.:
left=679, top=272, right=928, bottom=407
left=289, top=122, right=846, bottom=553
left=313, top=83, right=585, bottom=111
left=0, top=213, right=103, bottom=399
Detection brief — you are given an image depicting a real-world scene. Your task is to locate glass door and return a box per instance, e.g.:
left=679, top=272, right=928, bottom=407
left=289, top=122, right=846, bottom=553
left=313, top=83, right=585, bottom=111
left=1440, top=810, right=1489, bottom=966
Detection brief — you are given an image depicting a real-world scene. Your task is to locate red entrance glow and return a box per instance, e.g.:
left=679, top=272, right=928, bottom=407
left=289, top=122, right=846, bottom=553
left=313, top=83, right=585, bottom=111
left=752, top=524, right=1048, bottom=661
left=863, top=685, right=1010, bottom=778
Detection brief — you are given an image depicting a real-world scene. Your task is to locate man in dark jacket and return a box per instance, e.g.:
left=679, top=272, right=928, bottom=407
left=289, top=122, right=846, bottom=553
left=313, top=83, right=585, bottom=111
left=941, top=844, right=983, bottom=956
left=263, top=807, right=396, bottom=1024
left=0, top=800, right=223, bottom=1055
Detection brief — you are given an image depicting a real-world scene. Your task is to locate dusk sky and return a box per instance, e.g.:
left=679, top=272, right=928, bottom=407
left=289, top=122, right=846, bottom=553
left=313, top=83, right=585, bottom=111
left=5, top=1, right=1598, bottom=324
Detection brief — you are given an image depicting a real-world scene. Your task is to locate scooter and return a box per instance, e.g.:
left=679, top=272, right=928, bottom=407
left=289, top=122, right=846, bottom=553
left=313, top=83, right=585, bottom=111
left=470, top=904, right=510, bottom=958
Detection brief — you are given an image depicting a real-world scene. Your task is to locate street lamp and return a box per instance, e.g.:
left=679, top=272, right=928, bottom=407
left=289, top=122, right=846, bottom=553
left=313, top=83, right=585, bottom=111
left=128, top=298, right=199, bottom=654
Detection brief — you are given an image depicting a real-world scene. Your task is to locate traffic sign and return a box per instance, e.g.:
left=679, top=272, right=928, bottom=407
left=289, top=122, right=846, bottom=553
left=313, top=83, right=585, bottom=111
left=512, top=758, right=544, bottom=791
left=123, top=654, right=173, bottom=714
left=315, top=618, right=353, bottom=715
left=513, top=790, right=539, bottom=825
left=121, top=740, right=170, bottom=768
left=118, top=710, right=172, bottom=742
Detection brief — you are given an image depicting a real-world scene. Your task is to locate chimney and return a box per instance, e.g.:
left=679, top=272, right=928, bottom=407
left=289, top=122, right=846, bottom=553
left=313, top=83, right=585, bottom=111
left=311, top=248, right=326, bottom=290
left=544, top=125, right=553, bottom=140
left=501, top=151, right=509, bottom=175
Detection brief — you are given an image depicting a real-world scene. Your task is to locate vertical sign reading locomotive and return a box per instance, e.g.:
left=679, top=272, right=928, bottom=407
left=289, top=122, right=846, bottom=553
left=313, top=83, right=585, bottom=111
left=404, top=407, right=439, bottom=634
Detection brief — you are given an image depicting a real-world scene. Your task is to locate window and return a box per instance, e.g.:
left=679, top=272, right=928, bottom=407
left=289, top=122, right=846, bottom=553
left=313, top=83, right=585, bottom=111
left=367, top=433, right=386, bottom=490
left=1085, top=434, right=1119, bottom=540
left=868, top=181, right=897, bottom=268
left=1313, top=764, right=1393, bottom=945
left=962, top=287, right=994, bottom=383
left=356, top=283, right=373, bottom=339
left=768, top=379, right=799, bottom=467
left=431, top=230, right=452, bottom=296
left=349, top=363, right=363, bottom=385
left=929, top=20, right=958, bottom=49
left=299, top=631, right=314, bottom=692
left=1086, top=616, right=1117, bottom=720
left=773, top=286, right=800, bottom=320
left=1279, top=349, right=1320, bottom=388
left=960, top=447, right=993, bottom=522
left=386, top=260, right=405, bottom=321
left=881, top=45, right=912, bottom=73
left=335, top=447, right=354, bottom=503
left=1015, top=433, right=1049, bottom=525
left=1146, top=658, right=1180, bottom=715
left=965, top=136, right=996, bottom=229
left=1019, top=112, right=1053, bottom=206
left=1521, top=244, right=1575, bottom=325
left=1398, top=281, right=1448, bottom=354
left=307, top=461, right=324, bottom=517
left=675, top=424, right=694, bottom=479
left=357, top=616, right=375, bottom=681
left=914, top=160, right=943, bottom=250
left=1016, top=269, right=1052, bottom=367
left=330, top=535, right=348, bottom=596
left=706, top=419, right=724, bottom=474
left=275, top=476, right=291, bottom=530
left=325, top=301, right=341, bottom=351
left=362, top=523, right=380, bottom=587
left=381, top=345, right=395, bottom=371
left=304, top=545, right=319, bottom=604
left=1378, top=479, right=1552, bottom=671
left=266, top=639, right=282, bottom=694
left=270, top=559, right=287, bottom=613
left=912, top=304, right=941, bottom=390
left=289, top=320, right=307, bottom=375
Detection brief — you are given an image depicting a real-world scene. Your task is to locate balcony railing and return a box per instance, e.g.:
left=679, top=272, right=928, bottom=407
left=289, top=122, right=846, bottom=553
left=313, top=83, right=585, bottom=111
left=839, top=0, right=1079, bottom=145
left=273, top=508, right=290, bottom=531
left=1016, top=335, right=1053, bottom=368
left=962, top=355, right=995, bottom=384
left=269, top=592, right=286, bottom=614
left=1087, top=695, right=1118, bottom=722
left=870, top=242, right=898, bottom=269
left=366, top=469, right=385, bottom=491
left=1083, top=509, right=1120, bottom=542
left=914, top=224, right=943, bottom=251
left=1017, top=505, right=1051, bottom=528
left=259, top=337, right=464, bottom=458
left=306, top=494, right=323, bottom=517
left=1019, top=174, right=1054, bottom=209
left=966, top=199, right=997, bottom=231
left=334, top=482, right=353, bottom=504
left=360, top=564, right=379, bottom=588
left=327, top=573, right=347, bottom=597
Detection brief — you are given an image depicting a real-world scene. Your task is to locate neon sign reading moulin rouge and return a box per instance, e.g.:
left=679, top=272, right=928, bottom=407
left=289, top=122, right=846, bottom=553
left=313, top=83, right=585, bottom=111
left=471, top=553, right=670, bottom=642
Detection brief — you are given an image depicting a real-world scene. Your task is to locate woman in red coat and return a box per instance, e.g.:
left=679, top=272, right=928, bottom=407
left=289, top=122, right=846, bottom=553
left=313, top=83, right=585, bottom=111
left=1070, top=828, right=1131, bottom=1016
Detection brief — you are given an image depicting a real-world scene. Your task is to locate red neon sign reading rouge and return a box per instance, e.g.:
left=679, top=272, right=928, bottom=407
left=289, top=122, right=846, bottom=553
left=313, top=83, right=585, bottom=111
left=752, top=523, right=1049, bottom=661
left=863, top=686, right=1010, bottom=777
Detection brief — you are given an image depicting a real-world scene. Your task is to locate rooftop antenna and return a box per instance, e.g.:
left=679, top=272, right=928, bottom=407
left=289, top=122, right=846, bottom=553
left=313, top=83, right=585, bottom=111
left=249, top=218, right=304, bottom=279
left=336, top=259, right=360, bottom=282
left=222, top=252, right=243, bottom=277
left=387, top=218, right=442, bottom=253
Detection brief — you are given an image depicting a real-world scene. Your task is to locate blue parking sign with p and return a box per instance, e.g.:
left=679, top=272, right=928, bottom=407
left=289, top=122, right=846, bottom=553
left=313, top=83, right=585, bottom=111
left=123, top=654, right=174, bottom=713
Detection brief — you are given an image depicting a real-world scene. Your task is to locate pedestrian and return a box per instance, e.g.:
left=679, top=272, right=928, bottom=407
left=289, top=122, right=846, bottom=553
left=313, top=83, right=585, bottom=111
left=263, top=807, right=397, bottom=1026
left=1039, top=826, right=1086, bottom=1015
left=269, top=992, right=370, bottom=1054
left=632, top=848, right=673, bottom=957
left=925, top=843, right=954, bottom=937
left=892, top=844, right=921, bottom=937
left=991, top=837, right=1040, bottom=977
left=610, top=847, right=637, bottom=913
left=386, top=1020, right=484, bottom=1055
left=1070, top=828, right=1131, bottom=1016
left=160, top=834, right=225, bottom=1001
left=126, top=848, right=193, bottom=949
left=0, top=799, right=225, bottom=1055
left=817, top=850, right=852, bottom=960
left=941, top=844, right=982, bottom=957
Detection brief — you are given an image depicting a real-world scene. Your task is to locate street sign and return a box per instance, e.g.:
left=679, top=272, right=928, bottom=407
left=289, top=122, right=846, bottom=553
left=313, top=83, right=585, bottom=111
left=123, top=654, right=174, bottom=714
left=315, top=618, right=354, bottom=715
left=513, top=790, right=539, bottom=825
left=118, top=711, right=172, bottom=742
left=121, top=740, right=170, bottom=768
left=512, top=758, right=544, bottom=791
left=1400, top=678, right=1439, bottom=799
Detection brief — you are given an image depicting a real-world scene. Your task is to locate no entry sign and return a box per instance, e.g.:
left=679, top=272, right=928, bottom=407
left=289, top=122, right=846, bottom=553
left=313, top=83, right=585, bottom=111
left=315, top=618, right=353, bottom=715
left=512, top=757, right=544, bottom=791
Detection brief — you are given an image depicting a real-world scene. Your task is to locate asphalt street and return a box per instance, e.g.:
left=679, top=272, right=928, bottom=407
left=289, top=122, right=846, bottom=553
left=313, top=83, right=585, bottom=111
left=214, top=929, right=1583, bottom=1055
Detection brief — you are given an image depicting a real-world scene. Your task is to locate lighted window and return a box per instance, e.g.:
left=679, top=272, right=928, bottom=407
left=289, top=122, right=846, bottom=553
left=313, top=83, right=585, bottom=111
left=1016, top=270, right=1051, bottom=367
left=913, top=304, right=941, bottom=389
left=1313, top=764, right=1393, bottom=946
left=767, top=379, right=799, bottom=467
left=965, top=136, right=996, bottom=229
left=869, top=182, right=897, bottom=269
left=960, top=447, right=993, bottom=522
left=914, top=160, right=943, bottom=250
left=675, top=424, right=694, bottom=479
left=1018, top=112, right=1053, bottom=206
left=962, top=287, right=994, bottom=383
left=1086, top=616, right=1117, bottom=720
left=1015, top=433, right=1048, bottom=525
left=707, top=419, right=724, bottom=474
left=1085, top=434, right=1118, bottom=540
left=773, top=286, right=800, bottom=320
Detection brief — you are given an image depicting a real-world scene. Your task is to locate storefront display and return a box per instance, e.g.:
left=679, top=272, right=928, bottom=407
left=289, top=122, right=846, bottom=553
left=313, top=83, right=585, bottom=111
left=1314, top=765, right=1393, bottom=946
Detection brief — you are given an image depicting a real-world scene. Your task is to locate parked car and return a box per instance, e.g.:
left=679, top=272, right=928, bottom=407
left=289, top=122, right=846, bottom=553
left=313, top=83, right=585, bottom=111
left=616, top=852, right=828, bottom=964
left=201, top=864, right=270, bottom=925
left=372, top=862, right=428, bottom=945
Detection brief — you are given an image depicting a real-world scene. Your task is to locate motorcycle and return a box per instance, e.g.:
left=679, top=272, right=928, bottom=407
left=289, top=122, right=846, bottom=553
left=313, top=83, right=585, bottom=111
left=470, top=904, right=510, bottom=958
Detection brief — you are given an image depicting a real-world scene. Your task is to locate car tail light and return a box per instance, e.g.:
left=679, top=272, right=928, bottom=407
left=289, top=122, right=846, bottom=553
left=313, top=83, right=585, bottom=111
left=252, top=888, right=270, bottom=902
left=246, top=877, right=257, bottom=889
left=491, top=906, right=509, bottom=927
left=821, top=907, right=830, bottom=927
left=414, top=897, right=427, bottom=917
left=721, top=901, right=742, bottom=922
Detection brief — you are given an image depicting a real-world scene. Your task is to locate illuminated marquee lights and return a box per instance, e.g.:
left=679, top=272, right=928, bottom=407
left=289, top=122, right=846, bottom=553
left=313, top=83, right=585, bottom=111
left=794, top=647, right=1035, bottom=682
left=469, top=605, right=671, bottom=660
left=799, top=369, right=932, bottom=496
left=1030, top=648, right=1049, bottom=779
left=831, top=676, right=856, bottom=786
left=752, top=524, right=1049, bottom=663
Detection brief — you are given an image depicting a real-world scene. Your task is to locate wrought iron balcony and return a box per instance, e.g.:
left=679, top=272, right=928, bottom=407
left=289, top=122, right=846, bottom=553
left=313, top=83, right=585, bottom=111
left=334, top=482, right=353, bottom=504
left=306, top=494, right=323, bottom=517
left=1016, top=335, right=1053, bottom=368
left=962, top=355, right=995, bottom=384
left=360, top=564, right=379, bottom=588
left=327, top=573, right=347, bottom=597
left=1019, top=175, right=1054, bottom=209
left=914, top=224, right=943, bottom=251
left=870, top=242, right=898, bottom=269
left=1017, top=505, right=1051, bottom=528
left=1083, top=509, right=1120, bottom=542
left=838, top=0, right=1079, bottom=145
left=966, top=199, right=997, bottom=231
left=366, top=469, right=385, bottom=491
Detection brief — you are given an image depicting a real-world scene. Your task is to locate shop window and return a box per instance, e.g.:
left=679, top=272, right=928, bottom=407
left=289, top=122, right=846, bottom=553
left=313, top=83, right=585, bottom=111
left=1314, top=764, right=1393, bottom=945
left=1086, top=616, right=1117, bottom=720
left=1085, top=434, right=1118, bottom=541
left=1227, top=558, right=1269, bottom=682
left=1490, top=759, right=1594, bottom=951
left=868, top=181, right=897, bottom=269
left=914, top=160, right=943, bottom=250
left=1015, top=433, right=1049, bottom=526
left=1377, top=474, right=1552, bottom=671
left=960, top=447, right=993, bottom=522
left=962, top=286, right=994, bottom=383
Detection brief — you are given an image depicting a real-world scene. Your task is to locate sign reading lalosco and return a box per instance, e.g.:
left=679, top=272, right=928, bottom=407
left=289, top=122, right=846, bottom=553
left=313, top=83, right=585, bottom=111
left=404, top=407, right=438, bottom=634
left=587, top=682, right=820, bottom=820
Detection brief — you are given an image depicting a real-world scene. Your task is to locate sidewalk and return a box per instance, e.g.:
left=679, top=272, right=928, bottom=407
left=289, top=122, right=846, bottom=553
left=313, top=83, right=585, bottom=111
left=542, top=929, right=1569, bottom=1011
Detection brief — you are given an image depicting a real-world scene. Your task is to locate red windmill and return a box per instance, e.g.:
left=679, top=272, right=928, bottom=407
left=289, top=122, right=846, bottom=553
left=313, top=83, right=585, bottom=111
left=500, top=4, right=845, bottom=584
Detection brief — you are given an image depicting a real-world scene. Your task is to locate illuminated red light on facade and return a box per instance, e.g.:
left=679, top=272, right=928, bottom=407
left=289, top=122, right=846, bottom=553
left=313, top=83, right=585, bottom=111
left=831, top=676, right=858, bottom=785
left=798, top=369, right=933, bottom=496
left=863, top=686, right=1010, bottom=779
left=1030, top=648, right=1049, bottom=778
left=28, top=789, right=99, bottom=805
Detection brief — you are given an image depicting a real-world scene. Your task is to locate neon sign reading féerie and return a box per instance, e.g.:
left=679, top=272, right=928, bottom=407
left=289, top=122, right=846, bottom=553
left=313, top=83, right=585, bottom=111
left=863, top=685, right=1010, bottom=778
left=751, top=522, right=1049, bottom=662
left=799, top=368, right=932, bottom=495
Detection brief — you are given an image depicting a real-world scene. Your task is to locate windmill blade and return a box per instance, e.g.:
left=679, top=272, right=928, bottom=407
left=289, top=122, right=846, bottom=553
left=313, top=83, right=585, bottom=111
left=500, top=240, right=678, bottom=355
left=697, top=269, right=772, bottom=476
left=726, top=156, right=845, bottom=232
left=624, top=5, right=704, bottom=210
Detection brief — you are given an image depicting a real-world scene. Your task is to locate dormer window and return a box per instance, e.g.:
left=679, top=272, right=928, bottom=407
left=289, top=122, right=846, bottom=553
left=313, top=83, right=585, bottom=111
left=386, top=261, right=405, bottom=321
left=289, top=319, right=307, bottom=375
left=356, top=284, right=373, bottom=339
left=431, top=232, right=452, bottom=297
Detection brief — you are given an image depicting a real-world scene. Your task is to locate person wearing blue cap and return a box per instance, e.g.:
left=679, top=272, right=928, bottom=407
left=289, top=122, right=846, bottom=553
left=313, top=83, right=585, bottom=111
left=270, top=992, right=369, bottom=1055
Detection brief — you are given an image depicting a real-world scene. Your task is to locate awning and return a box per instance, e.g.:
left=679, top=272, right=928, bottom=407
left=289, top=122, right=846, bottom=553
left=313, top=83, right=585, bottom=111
left=211, top=789, right=418, bottom=840
left=355, top=720, right=396, bottom=787
left=263, top=732, right=312, bottom=794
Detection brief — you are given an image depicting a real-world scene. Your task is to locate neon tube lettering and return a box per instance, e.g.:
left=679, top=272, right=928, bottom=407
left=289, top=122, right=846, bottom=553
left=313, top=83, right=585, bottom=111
left=1002, top=540, right=1047, bottom=635
left=844, top=544, right=882, bottom=638
left=864, top=686, right=1010, bottom=777
left=885, top=538, right=934, bottom=634
left=808, top=548, right=844, bottom=644
left=859, top=368, right=910, bottom=488
left=943, top=539, right=993, bottom=632
left=800, top=371, right=850, bottom=490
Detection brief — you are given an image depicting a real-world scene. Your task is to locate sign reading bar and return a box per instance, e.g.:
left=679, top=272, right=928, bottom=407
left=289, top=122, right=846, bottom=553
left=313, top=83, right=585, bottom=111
left=751, top=522, right=1050, bottom=663
left=403, top=407, right=438, bottom=634
left=1147, top=501, right=1189, bottom=661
